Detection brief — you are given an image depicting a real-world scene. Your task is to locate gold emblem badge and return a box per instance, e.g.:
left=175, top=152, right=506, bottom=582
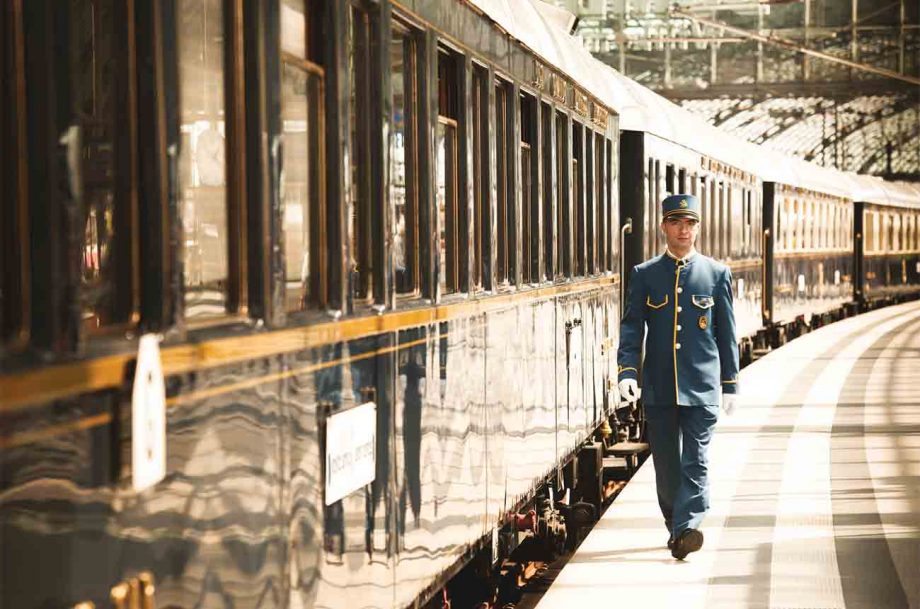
left=679, top=199, right=689, bottom=208
left=698, top=315, right=708, bottom=330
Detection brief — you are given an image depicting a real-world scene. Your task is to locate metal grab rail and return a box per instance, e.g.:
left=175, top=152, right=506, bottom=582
left=620, top=217, right=633, bottom=317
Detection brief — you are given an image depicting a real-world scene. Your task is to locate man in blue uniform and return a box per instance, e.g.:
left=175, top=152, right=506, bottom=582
left=616, top=193, right=739, bottom=560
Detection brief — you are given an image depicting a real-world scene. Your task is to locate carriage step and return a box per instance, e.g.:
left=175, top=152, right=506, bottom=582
left=606, top=441, right=649, bottom=457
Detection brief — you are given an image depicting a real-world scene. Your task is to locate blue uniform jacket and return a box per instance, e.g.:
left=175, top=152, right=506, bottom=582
left=617, top=251, right=739, bottom=406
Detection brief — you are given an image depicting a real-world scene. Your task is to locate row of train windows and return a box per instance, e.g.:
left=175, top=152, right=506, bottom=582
left=865, top=209, right=920, bottom=254
left=0, top=0, right=615, bottom=346
left=645, top=161, right=761, bottom=261
left=775, top=197, right=852, bottom=253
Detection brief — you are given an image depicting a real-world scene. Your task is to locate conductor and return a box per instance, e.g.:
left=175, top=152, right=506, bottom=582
left=616, top=193, right=739, bottom=560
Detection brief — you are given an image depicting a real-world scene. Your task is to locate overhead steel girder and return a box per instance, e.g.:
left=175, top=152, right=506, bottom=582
left=670, top=8, right=920, bottom=87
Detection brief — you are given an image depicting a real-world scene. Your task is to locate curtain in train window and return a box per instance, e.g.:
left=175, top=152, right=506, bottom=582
left=281, top=0, right=327, bottom=311
left=438, top=49, right=462, bottom=295
left=391, top=21, right=420, bottom=296
left=178, top=0, right=230, bottom=319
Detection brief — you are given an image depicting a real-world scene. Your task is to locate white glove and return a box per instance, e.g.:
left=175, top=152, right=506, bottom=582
left=721, top=393, right=738, bottom=416
left=618, top=379, right=641, bottom=405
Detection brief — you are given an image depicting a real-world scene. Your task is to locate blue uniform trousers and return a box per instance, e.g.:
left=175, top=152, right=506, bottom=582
left=645, top=404, right=719, bottom=536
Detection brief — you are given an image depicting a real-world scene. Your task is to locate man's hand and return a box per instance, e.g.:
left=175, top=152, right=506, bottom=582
left=618, top=379, right=641, bottom=405
left=721, top=393, right=738, bottom=416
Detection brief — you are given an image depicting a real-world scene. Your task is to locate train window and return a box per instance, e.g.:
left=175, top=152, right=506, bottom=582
left=438, top=48, right=463, bottom=295
left=348, top=5, right=374, bottom=301
left=606, top=137, right=615, bottom=271
left=806, top=200, right=815, bottom=250
left=585, top=130, right=595, bottom=274
left=391, top=20, right=421, bottom=296
left=572, top=123, right=585, bottom=275
left=730, top=182, right=743, bottom=259
left=595, top=133, right=606, bottom=274
left=665, top=164, right=675, bottom=197
left=744, top=189, right=753, bottom=256
left=472, top=65, right=489, bottom=291
left=495, top=78, right=514, bottom=285
left=177, top=0, right=233, bottom=320
left=1, top=1, right=28, bottom=346
left=894, top=213, right=902, bottom=251
left=698, top=175, right=708, bottom=253
left=281, top=0, right=327, bottom=311
left=555, top=111, right=570, bottom=278
left=646, top=159, right=655, bottom=259
left=61, top=0, right=138, bottom=332
left=520, top=92, right=537, bottom=284
left=867, top=210, right=878, bottom=253
left=541, top=101, right=554, bottom=280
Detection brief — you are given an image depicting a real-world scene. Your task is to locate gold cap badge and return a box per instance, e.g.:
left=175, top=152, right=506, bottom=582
left=679, top=199, right=689, bottom=208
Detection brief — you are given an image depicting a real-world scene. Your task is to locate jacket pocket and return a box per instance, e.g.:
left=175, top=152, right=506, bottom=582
left=646, top=294, right=669, bottom=309
left=692, top=294, right=714, bottom=309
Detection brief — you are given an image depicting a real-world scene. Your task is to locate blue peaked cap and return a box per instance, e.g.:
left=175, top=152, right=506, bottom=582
left=662, top=194, right=700, bottom=221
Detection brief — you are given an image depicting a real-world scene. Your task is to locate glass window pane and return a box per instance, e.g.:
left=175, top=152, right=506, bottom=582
left=178, top=0, right=228, bottom=319
left=281, top=62, right=318, bottom=311
left=280, top=0, right=306, bottom=58
left=437, top=119, right=458, bottom=294
left=72, top=0, right=120, bottom=331
left=392, top=26, right=418, bottom=295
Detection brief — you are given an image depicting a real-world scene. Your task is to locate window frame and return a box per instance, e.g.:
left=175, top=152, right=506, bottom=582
left=519, top=89, right=538, bottom=285
left=280, top=0, right=330, bottom=312
left=389, top=17, right=423, bottom=299
left=1, top=0, right=29, bottom=349
left=541, top=100, right=554, bottom=281
left=494, top=76, right=514, bottom=287
left=555, top=109, right=571, bottom=279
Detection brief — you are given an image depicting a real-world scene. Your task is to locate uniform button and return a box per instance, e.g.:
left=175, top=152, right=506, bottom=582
left=677, top=306, right=683, bottom=312
left=677, top=325, right=682, bottom=331
left=676, top=343, right=682, bottom=349
left=677, top=287, right=683, bottom=294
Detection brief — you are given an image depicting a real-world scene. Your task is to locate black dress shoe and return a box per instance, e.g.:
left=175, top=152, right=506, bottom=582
left=671, top=528, right=704, bottom=560
left=667, top=535, right=675, bottom=550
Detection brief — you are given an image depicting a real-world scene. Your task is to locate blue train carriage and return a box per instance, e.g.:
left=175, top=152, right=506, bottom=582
left=852, top=177, right=920, bottom=308
left=607, top=67, right=765, bottom=364
left=0, top=1, right=624, bottom=609
left=758, top=155, right=857, bottom=344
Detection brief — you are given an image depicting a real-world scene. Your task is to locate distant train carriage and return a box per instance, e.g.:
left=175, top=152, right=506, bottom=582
left=854, top=179, right=920, bottom=306
left=761, top=176, right=855, bottom=339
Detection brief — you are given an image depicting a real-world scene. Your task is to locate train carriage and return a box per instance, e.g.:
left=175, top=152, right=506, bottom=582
left=752, top=154, right=857, bottom=342
left=0, top=1, right=624, bottom=608
left=853, top=178, right=920, bottom=307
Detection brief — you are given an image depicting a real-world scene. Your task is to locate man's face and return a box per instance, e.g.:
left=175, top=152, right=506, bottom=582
left=661, top=216, right=700, bottom=253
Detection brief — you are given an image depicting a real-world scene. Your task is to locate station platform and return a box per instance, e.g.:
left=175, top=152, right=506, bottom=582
left=536, top=301, right=920, bottom=609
